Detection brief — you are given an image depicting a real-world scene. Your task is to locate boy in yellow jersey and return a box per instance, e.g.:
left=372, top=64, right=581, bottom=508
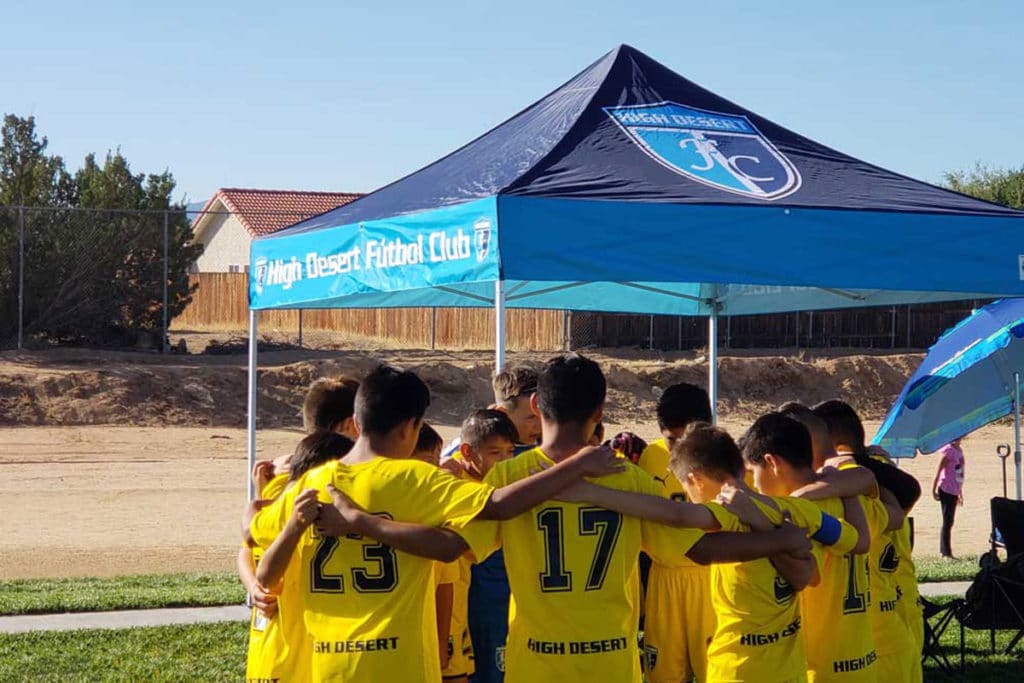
left=806, top=401, right=923, bottom=683
left=471, top=354, right=812, bottom=683
left=740, top=413, right=877, bottom=683
left=635, top=382, right=716, bottom=683
left=441, top=410, right=518, bottom=683
left=566, top=420, right=862, bottom=683
left=242, top=431, right=355, bottom=683
left=250, top=364, right=623, bottom=683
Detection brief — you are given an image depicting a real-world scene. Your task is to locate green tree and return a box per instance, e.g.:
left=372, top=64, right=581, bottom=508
left=0, top=115, right=201, bottom=347
left=944, top=164, right=1024, bottom=210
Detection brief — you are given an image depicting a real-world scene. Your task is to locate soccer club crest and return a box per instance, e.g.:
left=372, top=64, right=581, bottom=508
left=473, top=217, right=492, bottom=263
left=644, top=645, right=659, bottom=672
left=774, top=575, right=796, bottom=604
left=253, top=256, right=268, bottom=295
left=604, top=102, right=801, bottom=200
left=495, top=646, right=506, bottom=673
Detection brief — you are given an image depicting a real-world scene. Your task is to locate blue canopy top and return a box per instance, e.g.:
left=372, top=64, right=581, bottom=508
left=250, top=45, right=1024, bottom=312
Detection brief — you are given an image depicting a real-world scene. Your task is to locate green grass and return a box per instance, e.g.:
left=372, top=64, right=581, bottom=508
left=915, top=555, right=981, bottom=583
left=0, top=622, right=246, bottom=682
left=923, top=596, right=1024, bottom=683
left=0, top=573, right=245, bottom=616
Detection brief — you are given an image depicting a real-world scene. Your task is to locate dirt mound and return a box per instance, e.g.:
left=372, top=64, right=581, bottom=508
left=0, top=349, right=923, bottom=429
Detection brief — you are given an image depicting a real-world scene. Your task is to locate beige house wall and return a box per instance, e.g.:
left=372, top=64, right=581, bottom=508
left=194, top=212, right=252, bottom=272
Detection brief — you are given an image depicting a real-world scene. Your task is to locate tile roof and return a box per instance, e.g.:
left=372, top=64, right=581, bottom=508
left=201, top=188, right=362, bottom=237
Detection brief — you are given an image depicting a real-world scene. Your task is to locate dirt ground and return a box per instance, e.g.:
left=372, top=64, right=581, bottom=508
left=0, top=346, right=1012, bottom=579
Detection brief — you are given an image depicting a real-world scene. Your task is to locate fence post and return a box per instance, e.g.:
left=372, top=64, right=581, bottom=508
left=298, top=309, right=304, bottom=348
left=795, top=312, right=801, bottom=348
left=649, top=315, right=654, bottom=350
left=677, top=316, right=682, bottom=350
left=906, top=305, right=912, bottom=348
left=162, top=210, right=169, bottom=353
left=17, top=206, right=24, bottom=350
left=891, top=306, right=897, bottom=349
left=430, top=307, right=437, bottom=350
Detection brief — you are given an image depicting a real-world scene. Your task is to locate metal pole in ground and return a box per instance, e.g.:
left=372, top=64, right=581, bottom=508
left=247, top=309, right=259, bottom=501
left=1016, top=372, right=1022, bottom=501
left=17, top=207, right=24, bottom=350
left=708, top=309, right=719, bottom=425
left=494, top=281, right=506, bottom=371
left=162, top=210, right=169, bottom=353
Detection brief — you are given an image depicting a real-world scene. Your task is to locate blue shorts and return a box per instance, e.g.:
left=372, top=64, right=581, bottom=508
left=468, top=550, right=510, bottom=683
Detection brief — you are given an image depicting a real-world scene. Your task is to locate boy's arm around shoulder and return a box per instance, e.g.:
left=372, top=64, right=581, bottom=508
left=477, top=444, right=625, bottom=521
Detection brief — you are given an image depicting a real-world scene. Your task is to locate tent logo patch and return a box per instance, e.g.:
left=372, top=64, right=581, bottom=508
left=253, top=256, right=268, bottom=295
left=473, top=217, right=492, bottom=263
left=605, top=102, right=801, bottom=200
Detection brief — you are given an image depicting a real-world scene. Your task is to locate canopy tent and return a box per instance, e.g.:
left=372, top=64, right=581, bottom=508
left=246, top=44, right=1024, bottom=491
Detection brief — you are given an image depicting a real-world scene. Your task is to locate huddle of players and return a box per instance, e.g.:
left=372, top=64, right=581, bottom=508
left=239, top=352, right=924, bottom=683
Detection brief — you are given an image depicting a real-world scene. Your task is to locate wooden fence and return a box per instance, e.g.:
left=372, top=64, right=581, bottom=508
left=174, top=273, right=985, bottom=351
left=174, top=273, right=566, bottom=351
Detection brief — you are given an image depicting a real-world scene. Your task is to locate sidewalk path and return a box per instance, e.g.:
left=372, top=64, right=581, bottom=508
left=0, top=581, right=974, bottom=634
left=0, top=605, right=249, bottom=634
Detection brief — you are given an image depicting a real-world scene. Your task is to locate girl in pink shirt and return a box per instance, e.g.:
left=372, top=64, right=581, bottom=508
left=932, top=438, right=965, bottom=558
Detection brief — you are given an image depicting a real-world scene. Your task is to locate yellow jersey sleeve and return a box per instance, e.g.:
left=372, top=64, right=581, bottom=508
left=636, top=439, right=687, bottom=502
left=638, top=471, right=703, bottom=566
left=376, top=460, right=495, bottom=530
left=250, top=485, right=296, bottom=549
left=704, top=501, right=746, bottom=532
left=456, top=519, right=501, bottom=564
left=861, top=495, right=890, bottom=538
left=435, top=559, right=460, bottom=585
left=260, top=472, right=291, bottom=501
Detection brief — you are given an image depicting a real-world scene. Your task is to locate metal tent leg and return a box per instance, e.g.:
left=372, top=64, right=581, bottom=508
left=247, top=310, right=258, bottom=501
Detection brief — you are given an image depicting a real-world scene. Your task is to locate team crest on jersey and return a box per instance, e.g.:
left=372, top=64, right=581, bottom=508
left=604, top=102, right=801, bottom=200
left=774, top=575, right=796, bottom=604
left=495, top=646, right=506, bottom=672
left=644, top=645, right=659, bottom=671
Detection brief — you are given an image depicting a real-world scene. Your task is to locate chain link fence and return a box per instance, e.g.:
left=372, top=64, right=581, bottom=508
left=0, top=204, right=985, bottom=355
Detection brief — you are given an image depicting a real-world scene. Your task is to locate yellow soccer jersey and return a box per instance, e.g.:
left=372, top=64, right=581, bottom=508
left=706, top=496, right=852, bottom=683
left=251, top=457, right=494, bottom=683
left=436, top=558, right=475, bottom=678
left=261, top=471, right=290, bottom=501
left=246, top=473, right=311, bottom=683
left=892, top=519, right=923, bottom=653
left=637, top=439, right=687, bottom=502
left=861, top=498, right=914, bottom=661
left=799, top=497, right=877, bottom=683
left=637, top=439, right=711, bottom=682
left=479, top=447, right=704, bottom=683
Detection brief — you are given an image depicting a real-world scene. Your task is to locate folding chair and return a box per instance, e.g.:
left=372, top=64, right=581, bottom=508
left=960, top=553, right=1024, bottom=655
left=991, top=497, right=1024, bottom=558
left=920, top=596, right=964, bottom=674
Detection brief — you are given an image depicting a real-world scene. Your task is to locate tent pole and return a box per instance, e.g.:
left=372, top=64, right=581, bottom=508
left=247, top=309, right=258, bottom=501
left=1015, top=372, right=1021, bottom=500
left=495, top=280, right=506, bottom=371
left=709, top=309, right=719, bottom=425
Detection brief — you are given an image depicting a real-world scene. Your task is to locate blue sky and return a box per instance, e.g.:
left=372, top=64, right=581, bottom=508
left=4, top=0, right=1022, bottom=204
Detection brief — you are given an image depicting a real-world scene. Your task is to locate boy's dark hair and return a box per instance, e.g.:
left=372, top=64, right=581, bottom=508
left=415, top=422, right=443, bottom=454
left=788, top=401, right=921, bottom=510
left=302, top=377, right=360, bottom=433
left=493, top=365, right=539, bottom=410
left=812, top=399, right=866, bottom=454
left=657, top=383, right=712, bottom=430
left=537, top=353, right=606, bottom=425
left=462, top=409, right=519, bottom=448
left=672, top=422, right=745, bottom=482
left=740, top=412, right=814, bottom=471
left=354, top=364, right=430, bottom=435
left=290, top=431, right=355, bottom=481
